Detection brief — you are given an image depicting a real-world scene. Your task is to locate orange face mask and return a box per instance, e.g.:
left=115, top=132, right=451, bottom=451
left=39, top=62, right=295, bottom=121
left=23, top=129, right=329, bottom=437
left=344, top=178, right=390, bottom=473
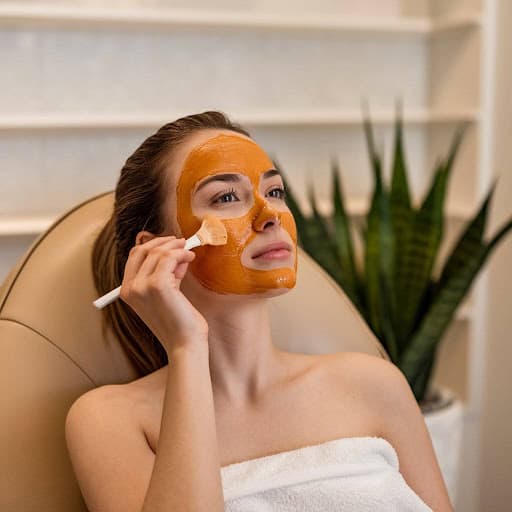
left=176, top=133, right=297, bottom=295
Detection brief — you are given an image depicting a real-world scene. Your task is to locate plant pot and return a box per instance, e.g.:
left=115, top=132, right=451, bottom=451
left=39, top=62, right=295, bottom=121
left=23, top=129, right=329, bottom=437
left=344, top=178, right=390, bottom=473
left=421, top=386, right=464, bottom=508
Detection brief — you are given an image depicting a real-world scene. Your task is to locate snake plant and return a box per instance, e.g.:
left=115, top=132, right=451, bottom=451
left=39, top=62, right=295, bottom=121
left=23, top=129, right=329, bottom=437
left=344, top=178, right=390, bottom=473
left=281, top=109, right=512, bottom=404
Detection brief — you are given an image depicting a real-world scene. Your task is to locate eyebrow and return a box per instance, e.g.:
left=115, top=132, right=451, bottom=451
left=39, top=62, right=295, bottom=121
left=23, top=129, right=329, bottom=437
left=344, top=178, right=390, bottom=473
left=195, top=169, right=280, bottom=192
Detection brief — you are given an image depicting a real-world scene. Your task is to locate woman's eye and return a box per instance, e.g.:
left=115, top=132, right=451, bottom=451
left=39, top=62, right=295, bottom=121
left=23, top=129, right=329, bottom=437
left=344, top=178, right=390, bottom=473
left=212, top=189, right=240, bottom=204
left=267, top=187, right=286, bottom=200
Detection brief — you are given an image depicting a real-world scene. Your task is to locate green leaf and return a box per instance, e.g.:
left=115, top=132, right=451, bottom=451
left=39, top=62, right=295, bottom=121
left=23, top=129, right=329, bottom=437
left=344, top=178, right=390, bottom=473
left=362, top=103, right=383, bottom=188
left=394, top=129, right=463, bottom=347
left=487, top=217, right=512, bottom=253
left=443, top=126, right=466, bottom=178
left=364, top=174, right=394, bottom=340
left=389, top=102, right=413, bottom=271
left=355, top=217, right=367, bottom=246
left=306, top=182, right=352, bottom=293
left=400, top=244, right=486, bottom=384
left=331, top=159, right=362, bottom=309
left=280, top=161, right=364, bottom=312
left=362, top=107, right=396, bottom=337
left=436, top=181, right=496, bottom=292
left=378, top=271, right=399, bottom=362
left=282, top=170, right=348, bottom=292
left=388, top=106, right=414, bottom=346
left=396, top=164, right=446, bottom=340
left=390, top=102, right=411, bottom=199
left=400, top=213, right=512, bottom=385
left=410, top=349, right=437, bottom=403
left=390, top=104, right=412, bottom=213
left=277, top=162, right=311, bottom=248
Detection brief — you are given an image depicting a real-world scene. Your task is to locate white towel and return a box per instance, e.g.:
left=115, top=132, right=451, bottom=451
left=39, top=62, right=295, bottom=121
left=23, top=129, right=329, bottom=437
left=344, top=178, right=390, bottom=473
left=221, top=436, right=432, bottom=511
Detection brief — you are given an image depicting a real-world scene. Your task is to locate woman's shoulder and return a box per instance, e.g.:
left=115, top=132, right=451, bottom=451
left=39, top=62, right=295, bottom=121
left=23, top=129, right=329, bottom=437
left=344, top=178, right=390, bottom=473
left=66, top=366, right=167, bottom=428
left=66, top=382, right=137, bottom=432
left=73, top=381, right=132, bottom=405
left=322, top=350, right=398, bottom=378
left=323, top=351, right=410, bottom=408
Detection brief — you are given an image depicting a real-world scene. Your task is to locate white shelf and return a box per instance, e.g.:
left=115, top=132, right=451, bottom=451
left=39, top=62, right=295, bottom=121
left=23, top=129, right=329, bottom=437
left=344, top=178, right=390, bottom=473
left=0, top=215, right=57, bottom=236
left=431, top=11, right=482, bottom=33
left=0, top=4, right=481, bottom=35
left=0, top=210, right=474, bottom=323
left=0, top=197, right=474, bottom=238
left=307, top=197, right=475, bottom=221
left=0, top=109, right=480, bottom=132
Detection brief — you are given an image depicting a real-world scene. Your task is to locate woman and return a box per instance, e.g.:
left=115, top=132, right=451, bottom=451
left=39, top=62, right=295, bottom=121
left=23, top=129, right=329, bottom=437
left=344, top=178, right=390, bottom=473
left=65, top=111, right=453, bottom=511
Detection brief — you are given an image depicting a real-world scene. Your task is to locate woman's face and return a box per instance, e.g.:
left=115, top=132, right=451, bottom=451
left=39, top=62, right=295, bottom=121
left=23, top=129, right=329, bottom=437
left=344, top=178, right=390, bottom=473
left=162, top=129, right=297, bottom=296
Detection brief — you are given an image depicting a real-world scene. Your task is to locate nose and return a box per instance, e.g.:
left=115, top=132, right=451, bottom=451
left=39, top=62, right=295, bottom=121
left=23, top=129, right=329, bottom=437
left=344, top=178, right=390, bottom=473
left=253, top=200, right=281, bottom=232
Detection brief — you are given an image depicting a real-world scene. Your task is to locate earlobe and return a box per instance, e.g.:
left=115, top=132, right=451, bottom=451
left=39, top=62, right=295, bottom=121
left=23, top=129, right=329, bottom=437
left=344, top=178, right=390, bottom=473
left=135, top=231, right=156, bottom=246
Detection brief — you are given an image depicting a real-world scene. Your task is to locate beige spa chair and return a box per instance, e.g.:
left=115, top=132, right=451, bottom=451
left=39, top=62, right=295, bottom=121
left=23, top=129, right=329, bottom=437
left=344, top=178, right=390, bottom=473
left=1, top=192, right=388, bottom=512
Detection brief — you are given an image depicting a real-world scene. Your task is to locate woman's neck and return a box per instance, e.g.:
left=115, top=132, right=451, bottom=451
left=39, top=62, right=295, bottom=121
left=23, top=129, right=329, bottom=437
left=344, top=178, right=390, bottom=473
left=201, top=298, right=287, bottom=409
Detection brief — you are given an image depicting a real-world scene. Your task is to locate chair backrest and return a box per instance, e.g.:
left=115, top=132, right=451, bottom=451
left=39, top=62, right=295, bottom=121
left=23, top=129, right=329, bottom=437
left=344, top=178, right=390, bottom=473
left=1, top=192, right=387, bottom=512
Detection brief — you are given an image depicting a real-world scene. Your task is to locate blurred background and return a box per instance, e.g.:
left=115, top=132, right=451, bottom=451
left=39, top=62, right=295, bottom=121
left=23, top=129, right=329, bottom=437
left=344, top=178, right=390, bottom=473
left=1, top=0, right=510, bottom=510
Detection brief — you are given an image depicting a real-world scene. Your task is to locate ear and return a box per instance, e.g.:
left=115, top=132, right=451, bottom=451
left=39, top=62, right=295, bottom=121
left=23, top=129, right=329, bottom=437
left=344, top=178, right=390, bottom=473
left=135, top=231, right=157, bottom=246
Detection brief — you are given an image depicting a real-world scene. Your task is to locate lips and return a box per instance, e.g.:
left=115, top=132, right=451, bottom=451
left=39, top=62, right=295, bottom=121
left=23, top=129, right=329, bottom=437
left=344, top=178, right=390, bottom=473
left=251, top=241, right=292, bottom=259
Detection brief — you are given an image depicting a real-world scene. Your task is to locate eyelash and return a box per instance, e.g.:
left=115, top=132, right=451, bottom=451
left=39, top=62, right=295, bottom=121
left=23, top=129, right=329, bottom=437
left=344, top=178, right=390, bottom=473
left=267, top=186, right=287, bottom=200
left=211, top=186, right=287, bottom=205
left=212, top=188, right=239, bottom=205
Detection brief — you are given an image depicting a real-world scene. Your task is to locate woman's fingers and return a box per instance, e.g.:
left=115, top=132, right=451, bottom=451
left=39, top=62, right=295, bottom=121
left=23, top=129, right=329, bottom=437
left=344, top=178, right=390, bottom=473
left=150, top=248, right=195, bottom=288
left=123, top=236, right=182, bottom=281
left=123, top=236, right=196, bottom=302
left=136, top=248, right=194, bottom=289
left=174, top=256, right=194, bottom=282
left=136, top=240, right=189, bottom=279
left=119, top=236, right=208, bottom=354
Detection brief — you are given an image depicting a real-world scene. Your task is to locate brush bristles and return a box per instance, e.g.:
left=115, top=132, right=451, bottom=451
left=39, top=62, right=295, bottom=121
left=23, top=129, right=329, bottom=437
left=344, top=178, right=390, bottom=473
left=196, top=215, right=227, bottom=246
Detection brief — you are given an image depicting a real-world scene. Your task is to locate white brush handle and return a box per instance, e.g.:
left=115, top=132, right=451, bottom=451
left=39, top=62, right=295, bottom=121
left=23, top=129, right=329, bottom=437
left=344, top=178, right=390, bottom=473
left=93, top=233, right=203, bottom=310
left=93, top=286, right=121, bottom=309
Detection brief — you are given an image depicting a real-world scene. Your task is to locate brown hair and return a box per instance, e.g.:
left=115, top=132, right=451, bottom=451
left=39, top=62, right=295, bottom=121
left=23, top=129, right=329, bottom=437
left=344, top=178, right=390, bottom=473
left=92, top=111, right=250, bottom=377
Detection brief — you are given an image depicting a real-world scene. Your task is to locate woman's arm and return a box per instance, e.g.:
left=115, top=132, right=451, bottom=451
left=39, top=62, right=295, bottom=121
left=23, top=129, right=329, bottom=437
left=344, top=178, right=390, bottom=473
left=143, top=345, right=224, bottom=511
left=65, top=346, right=223, bottom=512
left=66, top=236, right=225, bottom=511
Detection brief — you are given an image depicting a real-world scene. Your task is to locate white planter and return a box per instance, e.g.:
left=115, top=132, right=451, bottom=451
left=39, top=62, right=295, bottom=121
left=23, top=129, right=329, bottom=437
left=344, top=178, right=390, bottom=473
left=422, top=387, right=464, bottom=508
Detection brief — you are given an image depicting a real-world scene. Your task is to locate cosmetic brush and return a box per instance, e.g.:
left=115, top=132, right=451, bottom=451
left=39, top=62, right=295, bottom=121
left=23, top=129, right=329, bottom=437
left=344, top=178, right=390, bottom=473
left=92, top=215, right=227, bottom=309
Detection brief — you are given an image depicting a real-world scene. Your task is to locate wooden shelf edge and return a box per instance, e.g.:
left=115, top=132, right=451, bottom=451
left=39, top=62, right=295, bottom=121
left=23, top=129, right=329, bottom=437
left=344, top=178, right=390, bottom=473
left=0, top=212, right=476, bottom=323
left=0, top=216, right=57, bottom=236
left=0, top=4, right=480, bottom=35
left=303, top=197, right=476, bottom=221
left=430, top=11, right=482, bottom=33
left=0, top=109, right=480, bottom=132
left=0, top=200, right=475, bottom=237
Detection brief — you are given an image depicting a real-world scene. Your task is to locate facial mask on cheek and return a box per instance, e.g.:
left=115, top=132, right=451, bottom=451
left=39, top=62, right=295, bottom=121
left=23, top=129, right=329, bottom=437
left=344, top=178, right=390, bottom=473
left=176, top=134, right=297, bottom=295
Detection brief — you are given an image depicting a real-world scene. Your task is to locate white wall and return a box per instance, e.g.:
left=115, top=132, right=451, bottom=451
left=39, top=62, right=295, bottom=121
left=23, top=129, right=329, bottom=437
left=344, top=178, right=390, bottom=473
left=0, top=1, right=437, bottom=281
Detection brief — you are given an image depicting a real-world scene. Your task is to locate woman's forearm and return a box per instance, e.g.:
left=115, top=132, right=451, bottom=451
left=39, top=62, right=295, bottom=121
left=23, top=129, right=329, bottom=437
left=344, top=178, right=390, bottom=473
left=142, top=345, right=224, bottom=512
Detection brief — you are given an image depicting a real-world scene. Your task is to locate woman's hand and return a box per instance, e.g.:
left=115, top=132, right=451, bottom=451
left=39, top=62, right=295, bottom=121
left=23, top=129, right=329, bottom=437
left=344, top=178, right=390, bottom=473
left=119, top=236, right=209, bottom=355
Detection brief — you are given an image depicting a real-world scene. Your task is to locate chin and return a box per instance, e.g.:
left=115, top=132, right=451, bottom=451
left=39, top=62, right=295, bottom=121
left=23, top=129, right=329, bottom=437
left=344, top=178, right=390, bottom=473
left=255, top=286, right=294, bottom=299
left=242, top=278, right=297, bottom=299
left=205, top=288, right=291, bottom=303
left=200, top=280, right=297, bottom=301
